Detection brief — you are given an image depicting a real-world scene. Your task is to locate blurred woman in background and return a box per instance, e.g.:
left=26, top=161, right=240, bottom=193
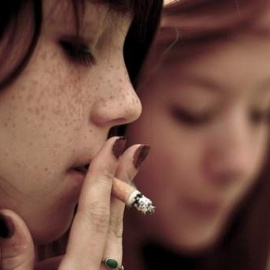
left=124, top=1, right=270, bottom=269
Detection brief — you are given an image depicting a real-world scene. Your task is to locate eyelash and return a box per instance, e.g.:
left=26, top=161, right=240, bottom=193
left=60, top=40, right=96, bottom=67
left=172, top=108, right=214, bottom=127
left=250, top=110, right=270, bottom=125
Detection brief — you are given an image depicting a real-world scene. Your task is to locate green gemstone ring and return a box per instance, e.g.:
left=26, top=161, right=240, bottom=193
left=103, top=258, right=124, bottom=270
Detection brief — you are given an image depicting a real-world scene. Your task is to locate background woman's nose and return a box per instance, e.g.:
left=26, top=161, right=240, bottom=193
left=205, top=119, right=255, bottom=185
left=206, top=144, right=252, bottom=185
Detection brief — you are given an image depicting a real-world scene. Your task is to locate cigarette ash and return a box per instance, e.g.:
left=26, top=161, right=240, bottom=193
left=131, top=193, right=156, bottom=215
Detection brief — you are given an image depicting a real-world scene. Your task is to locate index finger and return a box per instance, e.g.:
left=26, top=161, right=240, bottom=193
left=59, top=137, right=125, bottom=270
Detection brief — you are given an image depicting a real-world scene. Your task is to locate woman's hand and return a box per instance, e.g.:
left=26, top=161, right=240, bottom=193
left=0, top=137, right=150, bottom=270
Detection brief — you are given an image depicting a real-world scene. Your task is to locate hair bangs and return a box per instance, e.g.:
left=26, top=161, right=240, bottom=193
left=146, top=0, right=270, bottom=68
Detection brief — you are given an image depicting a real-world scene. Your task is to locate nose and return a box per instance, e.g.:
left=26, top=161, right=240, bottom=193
left=90, top=61, right=142, bottom=127
left=205, top=113, right=257, bottom=185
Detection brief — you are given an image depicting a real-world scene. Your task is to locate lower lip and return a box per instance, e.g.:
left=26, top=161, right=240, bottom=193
left=62, top=169, right=87, bottom=203
left=67, top=169, right=86, bottom=183
left=183, top=200, right=223, bottom=219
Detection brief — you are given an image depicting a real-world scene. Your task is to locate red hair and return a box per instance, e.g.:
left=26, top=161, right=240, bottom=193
left=144, top=0, right=270, bottom=69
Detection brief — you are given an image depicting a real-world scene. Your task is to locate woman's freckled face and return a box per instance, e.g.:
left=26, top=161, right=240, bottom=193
left=0, top=0, right=141, bottom=243
left=127, top=34, right=270, bottom=252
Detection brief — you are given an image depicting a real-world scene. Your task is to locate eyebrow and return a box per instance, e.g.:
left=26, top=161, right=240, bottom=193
left=182, top=74, right=270, bottom=96
left=181, top=75, right=227, bottom=94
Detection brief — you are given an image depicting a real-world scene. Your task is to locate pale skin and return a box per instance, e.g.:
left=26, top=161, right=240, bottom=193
left=0, top=0, right=146, bottom=269
left=124, top=19, right=270, bottom=270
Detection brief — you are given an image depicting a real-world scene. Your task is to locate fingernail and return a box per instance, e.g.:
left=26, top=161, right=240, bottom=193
left=133, top=145, right=151, bottom=169
left=0, top=213, right=15, bottom=239
left=112, top=137, right=127, bottom=159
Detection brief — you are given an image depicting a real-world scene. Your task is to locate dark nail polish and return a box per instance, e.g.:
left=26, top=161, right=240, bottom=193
left=0, top=213, right=15, bottom=239
left=112, top=137, right=127, bottom=159
left=133, top=145, right=151, bottom=169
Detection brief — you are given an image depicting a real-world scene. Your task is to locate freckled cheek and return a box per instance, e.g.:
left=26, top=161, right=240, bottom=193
left=2, top=85, right=88, bottom=171
left=26, top=47, right=91, bottom=119
left=151, top=135, right=201, bottom=187
left=23, top=76, right=87, bottom=123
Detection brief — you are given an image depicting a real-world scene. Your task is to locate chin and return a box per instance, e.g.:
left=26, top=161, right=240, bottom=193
left=160, top=225, right=223, bottom=256
left=178, top=234, right=220, bottom=255
left=31, top=207, right=75, bottom=245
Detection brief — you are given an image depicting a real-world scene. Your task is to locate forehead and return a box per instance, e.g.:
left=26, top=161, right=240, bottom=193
left=164, top=0, right=177, bottom=5
left=152, top=37, right=270, bottom=99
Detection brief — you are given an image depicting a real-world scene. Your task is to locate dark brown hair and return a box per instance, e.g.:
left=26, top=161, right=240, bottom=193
left=141, top=1, right=270, bottom=269
left=0, top=0, right=42, bottom=89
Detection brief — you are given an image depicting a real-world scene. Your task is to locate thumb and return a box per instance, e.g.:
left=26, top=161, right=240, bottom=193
left=0, top=209, right=35, bottom=270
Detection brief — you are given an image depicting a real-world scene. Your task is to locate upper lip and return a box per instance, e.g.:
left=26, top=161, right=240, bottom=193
left=74, top=164, right=90, bottom=174
left=68, top=156, right=92, bottom=174
left=181, top=193, right=227, bottom=207
left=183, top=197, right=226, bottom=211
left=67, top=139, right=106, bottom=174
left=72, top=159, right=92, bottom=169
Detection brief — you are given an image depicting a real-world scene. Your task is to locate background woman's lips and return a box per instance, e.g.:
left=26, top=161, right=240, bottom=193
left=183, top=198, right=224, bottom=218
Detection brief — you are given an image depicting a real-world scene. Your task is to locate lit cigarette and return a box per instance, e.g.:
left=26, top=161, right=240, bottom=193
left=112, top=178, right=156, bottom=215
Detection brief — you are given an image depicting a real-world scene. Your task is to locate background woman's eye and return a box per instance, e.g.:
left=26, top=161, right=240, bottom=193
left=250, top=110, right=270, bottom=125
left=60, top=40, right=96, bottom=67
left=171, top=107, right=214, bottom=127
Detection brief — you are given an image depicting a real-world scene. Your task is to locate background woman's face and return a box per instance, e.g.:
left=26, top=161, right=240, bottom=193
left=126, top=35, right=270, bottom=252
left=0, top=0, right=141, bottom=244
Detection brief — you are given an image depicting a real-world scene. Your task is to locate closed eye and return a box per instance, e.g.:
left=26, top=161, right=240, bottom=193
left=250, top=110, right=270, bottom=125
left=171, top=107, right=215, bottom=127
left=60, top=39, right=96, bottom=67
